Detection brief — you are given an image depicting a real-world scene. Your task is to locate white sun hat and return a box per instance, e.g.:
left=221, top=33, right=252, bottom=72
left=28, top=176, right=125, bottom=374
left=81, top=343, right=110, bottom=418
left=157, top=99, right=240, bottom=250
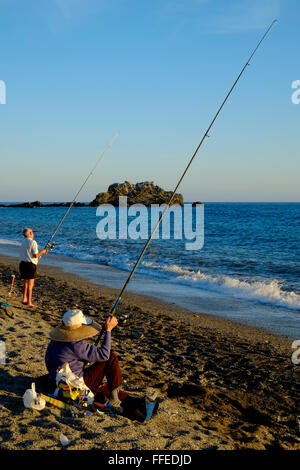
left=63, top=309, right=93, bottom=326
left=50, top=309, right=101, bottom=342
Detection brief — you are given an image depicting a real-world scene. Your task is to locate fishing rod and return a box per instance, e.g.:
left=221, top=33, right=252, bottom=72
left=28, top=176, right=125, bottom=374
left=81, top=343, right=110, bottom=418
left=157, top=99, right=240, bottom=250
left=8, top=275, right=15, bottom=297
left=95, top=20, right=277, bottom=343
left=43, top=133, right=119, bottom=251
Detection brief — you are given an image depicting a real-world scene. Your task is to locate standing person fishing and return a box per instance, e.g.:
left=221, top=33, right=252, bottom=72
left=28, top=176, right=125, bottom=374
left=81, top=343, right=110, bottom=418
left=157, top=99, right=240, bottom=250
left=19, top=228, right=48, bottom=307
left=18, top=134, right=118, bottom=308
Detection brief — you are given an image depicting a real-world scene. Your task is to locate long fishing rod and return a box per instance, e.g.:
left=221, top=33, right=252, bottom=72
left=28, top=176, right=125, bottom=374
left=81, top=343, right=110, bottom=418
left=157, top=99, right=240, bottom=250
left=43, top=132, right=119, bottom=251
left=96, top=20, right=277, bottom=343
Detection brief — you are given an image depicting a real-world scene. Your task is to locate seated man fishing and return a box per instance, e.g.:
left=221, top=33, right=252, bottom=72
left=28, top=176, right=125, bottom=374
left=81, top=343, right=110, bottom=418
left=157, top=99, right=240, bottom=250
left=45, top=309, right=128, bottom=407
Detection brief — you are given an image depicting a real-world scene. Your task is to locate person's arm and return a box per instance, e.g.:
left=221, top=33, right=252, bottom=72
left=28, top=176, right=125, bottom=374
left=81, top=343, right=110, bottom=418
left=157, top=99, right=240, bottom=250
left=32, top=249, right=47, bottom=259
left=31, top=240, right=47, bottom=258
left=73, top=316, right=118, bottom=363
left=75, top=332, right=111, bottom=363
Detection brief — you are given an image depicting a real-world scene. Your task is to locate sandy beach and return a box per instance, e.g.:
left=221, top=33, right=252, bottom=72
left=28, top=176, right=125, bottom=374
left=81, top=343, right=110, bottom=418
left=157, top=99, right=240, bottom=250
left=0, top=253, right=299, bottom=451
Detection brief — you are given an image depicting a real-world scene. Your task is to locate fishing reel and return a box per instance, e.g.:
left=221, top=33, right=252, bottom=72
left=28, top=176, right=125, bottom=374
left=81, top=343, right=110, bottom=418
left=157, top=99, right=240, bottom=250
left=117, top=314, right=128, bottom=329
left=46, top=242, right=56, bottom=252
left=117, top=315, right=144, bottom=340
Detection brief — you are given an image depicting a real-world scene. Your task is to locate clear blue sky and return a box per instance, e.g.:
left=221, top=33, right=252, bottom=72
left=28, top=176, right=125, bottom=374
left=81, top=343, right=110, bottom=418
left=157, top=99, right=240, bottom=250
left=0, top=0, right=299, bottom=202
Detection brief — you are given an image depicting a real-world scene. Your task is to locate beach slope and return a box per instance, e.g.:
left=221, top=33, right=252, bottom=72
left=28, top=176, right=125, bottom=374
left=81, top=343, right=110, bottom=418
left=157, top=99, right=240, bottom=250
left=0, top=255, right=299, bottom=450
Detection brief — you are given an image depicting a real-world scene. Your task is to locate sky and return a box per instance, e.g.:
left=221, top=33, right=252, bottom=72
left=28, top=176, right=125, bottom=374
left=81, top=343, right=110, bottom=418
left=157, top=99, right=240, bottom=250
left=0, top=0, right=299, bottom=202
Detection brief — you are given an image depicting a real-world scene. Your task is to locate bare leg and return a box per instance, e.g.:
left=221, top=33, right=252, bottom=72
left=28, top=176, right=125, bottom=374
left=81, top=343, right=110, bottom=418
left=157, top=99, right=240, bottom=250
left=27, top=279, right=36, bottom=307
left=22, top=280, right=29, bottom=304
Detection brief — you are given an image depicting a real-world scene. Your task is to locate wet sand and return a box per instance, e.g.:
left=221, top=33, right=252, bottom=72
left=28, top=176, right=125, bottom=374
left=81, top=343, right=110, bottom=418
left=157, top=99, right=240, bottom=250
left=0, top=254, right=299, bottom=450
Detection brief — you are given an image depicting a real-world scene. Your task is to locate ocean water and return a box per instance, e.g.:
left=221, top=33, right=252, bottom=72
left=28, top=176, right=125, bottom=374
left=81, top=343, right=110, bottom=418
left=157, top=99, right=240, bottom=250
left=0, top=203, right=299, bottom=338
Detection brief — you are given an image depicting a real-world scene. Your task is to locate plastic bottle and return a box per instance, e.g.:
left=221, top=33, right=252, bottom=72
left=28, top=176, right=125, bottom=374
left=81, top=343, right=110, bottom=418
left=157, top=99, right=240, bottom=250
left=23, top=383, right=46, bottom=410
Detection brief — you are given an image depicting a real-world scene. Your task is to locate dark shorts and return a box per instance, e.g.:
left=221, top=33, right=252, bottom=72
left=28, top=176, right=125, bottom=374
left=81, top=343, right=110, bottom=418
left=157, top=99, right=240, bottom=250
left=19, top=261, right=37, bottom=280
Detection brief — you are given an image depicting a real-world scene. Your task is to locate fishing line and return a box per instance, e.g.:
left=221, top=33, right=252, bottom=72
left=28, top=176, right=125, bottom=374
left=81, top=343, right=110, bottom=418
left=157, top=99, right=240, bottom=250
left=44, top=132, right=119, bottom=251
left=94, top=20, right=277, bottom=342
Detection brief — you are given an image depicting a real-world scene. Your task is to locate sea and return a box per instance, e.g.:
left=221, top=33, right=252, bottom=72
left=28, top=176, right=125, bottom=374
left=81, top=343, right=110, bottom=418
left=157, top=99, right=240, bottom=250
left=0, top=202, right=299, bottom=339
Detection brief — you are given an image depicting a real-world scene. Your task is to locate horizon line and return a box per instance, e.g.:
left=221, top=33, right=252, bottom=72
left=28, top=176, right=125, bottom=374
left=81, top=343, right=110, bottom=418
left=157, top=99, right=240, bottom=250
left=0, top=200, right=299, bottom=204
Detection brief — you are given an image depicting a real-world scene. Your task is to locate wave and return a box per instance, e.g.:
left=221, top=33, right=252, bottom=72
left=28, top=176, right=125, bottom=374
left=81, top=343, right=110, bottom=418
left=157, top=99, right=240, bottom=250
left=0, top=238, right=21, bottom=247
left=1, top=235, right=299, bottom=311
left=141, top=261, right=300, bottom=310
left=51, top=247, right=300, bottom=310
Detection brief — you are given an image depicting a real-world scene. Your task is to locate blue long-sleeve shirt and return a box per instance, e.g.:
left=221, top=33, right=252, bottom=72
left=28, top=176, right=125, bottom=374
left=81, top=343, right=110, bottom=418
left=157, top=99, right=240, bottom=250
left=45, top=331, right=111, bottom=381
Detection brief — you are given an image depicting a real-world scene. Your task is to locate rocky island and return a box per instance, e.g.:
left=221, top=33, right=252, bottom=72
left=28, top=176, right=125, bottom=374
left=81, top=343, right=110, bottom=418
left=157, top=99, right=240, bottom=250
left=0, top=201, right=87, bottom=208
left=0, top=182, right=184, bottom=207
left=89, top=181, right=184, bottom=206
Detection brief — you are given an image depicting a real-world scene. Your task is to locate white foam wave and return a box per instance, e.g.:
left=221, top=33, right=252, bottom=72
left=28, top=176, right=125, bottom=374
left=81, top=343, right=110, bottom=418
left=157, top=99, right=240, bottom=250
left=0, top=238, right=21, bottom=247
left=3, top=233, right=296, bottom=311
left=141, top=261, right=300, bottom=310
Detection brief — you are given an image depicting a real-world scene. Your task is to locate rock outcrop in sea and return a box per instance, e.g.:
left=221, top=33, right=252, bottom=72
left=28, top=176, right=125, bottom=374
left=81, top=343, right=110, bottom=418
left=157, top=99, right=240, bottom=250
left=0, top=201, right=86, bottom=208
left=0, top=182, right=184, bottom=207
left=5, top=200, right=44, bottom=208
left=89, top=181, right=184, bottom=206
